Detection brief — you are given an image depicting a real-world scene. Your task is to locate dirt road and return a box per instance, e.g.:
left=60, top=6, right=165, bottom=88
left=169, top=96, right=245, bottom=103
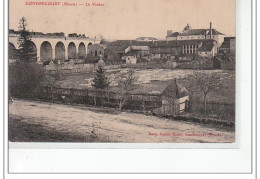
left=9, top=99, right=235, bottom=143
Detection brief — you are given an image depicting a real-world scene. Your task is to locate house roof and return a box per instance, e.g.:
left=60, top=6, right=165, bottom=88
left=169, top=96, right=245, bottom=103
left=219, top=42, right=230, bottom=49
left=197, top=41, right=215, bottom=52
left=207, top=29, right=225, bottom=35
left=130, top=46, right=149, bottom=51
left=108, top=40, right=152, bottom=46
left=219, top=37, right=235, bottom=49
left=162, top=79, right=188, bottom=98
left=106, top=40, right=152, bottom=53
left=150, top=39, right=215, bottom=47
left=166, top=32, right=180, bottom=37
left=181, top=29, right=207, bottom=36
left=90, top=44, right=107, bottom=49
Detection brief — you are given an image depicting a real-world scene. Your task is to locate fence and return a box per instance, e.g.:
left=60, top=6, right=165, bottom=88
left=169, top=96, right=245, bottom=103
left=188, top=100, right=235, bottom=122
left=39, top=86, right=162, bottom=111
left=18, top=86, right=235, bottom=122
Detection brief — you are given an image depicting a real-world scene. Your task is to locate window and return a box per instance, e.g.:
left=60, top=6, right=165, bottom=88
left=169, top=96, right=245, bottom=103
left=95, top=50, right=97, bottom=56
left=100, top=51, right=102, bottom=54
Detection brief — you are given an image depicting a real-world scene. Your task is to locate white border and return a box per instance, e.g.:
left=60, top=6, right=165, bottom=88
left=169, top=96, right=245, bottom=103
left=3, top=0, right=255, bottom=175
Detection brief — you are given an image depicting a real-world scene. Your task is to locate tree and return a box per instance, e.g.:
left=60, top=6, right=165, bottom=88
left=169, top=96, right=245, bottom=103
left=193, top=72, right=221, bottom=115
left=92, top=66, right=110, bottom=105
left=9, top=61, right=45, bottom=97
left=9, top=17, right=44, bottom=98
left=44, top=65, right=63, bottom=102
left=116, top=70, right=137, bottom=110
left=17, top=17, right=36, bottom=62
left=92, top=66, right=110, bottom=90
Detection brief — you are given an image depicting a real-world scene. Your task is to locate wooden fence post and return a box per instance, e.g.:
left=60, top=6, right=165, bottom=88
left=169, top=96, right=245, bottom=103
left=142, top=100, right=146, bottom=113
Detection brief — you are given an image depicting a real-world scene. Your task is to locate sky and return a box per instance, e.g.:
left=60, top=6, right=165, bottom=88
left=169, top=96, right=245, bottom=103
left=9, top=0, right=236, bottom=40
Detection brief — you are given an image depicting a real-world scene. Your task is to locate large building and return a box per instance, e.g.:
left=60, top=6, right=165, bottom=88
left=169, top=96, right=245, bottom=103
left=150, top=39, right=217, bottom=59
left=166, top=23, right=225, bottom=48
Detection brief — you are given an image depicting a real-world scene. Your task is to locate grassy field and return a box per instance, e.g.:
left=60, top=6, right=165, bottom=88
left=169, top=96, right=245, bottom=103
left=52, top=68, right=235, bottom=103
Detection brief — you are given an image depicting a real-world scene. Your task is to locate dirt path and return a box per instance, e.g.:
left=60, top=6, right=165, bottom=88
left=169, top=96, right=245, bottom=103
left=9, top=99, right=235, bottom=143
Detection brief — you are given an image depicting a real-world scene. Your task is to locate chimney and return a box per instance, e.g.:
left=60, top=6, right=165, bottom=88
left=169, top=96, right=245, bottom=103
left=167, top=30, right=172, bottom=36
left=204, top=30, right=207, bottom=39
left=210, top=22, right=212, bottom=39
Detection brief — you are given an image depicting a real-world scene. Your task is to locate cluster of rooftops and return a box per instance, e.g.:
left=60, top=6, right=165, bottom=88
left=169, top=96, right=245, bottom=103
left=102, top=39, right=217, bottom=53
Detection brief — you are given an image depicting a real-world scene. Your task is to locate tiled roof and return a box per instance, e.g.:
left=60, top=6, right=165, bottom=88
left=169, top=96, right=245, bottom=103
left=197, top=41, right=215, bottom=52
left=106, top=40, right=152, bottom=53
left=207, top=29, right=225, bottom=35
left=150, top=39, right=214, bottom=47
left=219, top=42, right=230, bottom=49
left=108, top=40, right=152, bottom=47
left=162, top=79, right=188, bottom=98
left=131, top=46, right=149, bottom=51
left=97, top=44, right=107, bottom=49
left=166, top=32, right=180, bottom=37
left=181, top=29, right=207, bottom=36
left=219, top=37, right=235, bottom=49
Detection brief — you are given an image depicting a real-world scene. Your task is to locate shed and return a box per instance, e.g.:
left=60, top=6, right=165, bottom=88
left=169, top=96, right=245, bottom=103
left=122, top=56, right=137, bottom=64
left=153, top=79, right=189, bottom=116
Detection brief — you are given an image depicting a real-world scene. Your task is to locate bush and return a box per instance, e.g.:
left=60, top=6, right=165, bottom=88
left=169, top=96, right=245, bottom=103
left=9, top=61, right=45, bottom=98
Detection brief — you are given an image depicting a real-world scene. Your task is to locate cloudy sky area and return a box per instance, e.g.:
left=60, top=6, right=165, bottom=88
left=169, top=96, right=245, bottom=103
left=9, top=0, right=236, bottom=40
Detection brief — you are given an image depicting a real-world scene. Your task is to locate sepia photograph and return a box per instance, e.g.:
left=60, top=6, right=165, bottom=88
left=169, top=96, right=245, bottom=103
left=8, top=0, right=236, bottom=143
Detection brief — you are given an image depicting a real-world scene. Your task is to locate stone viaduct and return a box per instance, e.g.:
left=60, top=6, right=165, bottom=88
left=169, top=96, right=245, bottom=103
left=9, top=33, right=100, bottom=62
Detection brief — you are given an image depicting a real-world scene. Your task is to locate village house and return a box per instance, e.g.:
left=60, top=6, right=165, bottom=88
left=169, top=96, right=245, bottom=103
left=121, top=56, right=137, bottom=64
left=123, top=45, right=150, bottom=62
left=197, top=40, right=218, bottom=58
left=88, top=44, right=107, bottom=57
left=153, top=79, right=189, bottom=116
left=219, top=37, right=236, bottom=55
left=104, top=40, right=151, bottom=64
left=149, top=40, right=182, bottom=60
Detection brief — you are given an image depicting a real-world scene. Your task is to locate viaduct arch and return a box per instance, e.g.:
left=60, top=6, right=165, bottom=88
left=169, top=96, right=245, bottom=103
left=9, top=34, right=99, bottom=62
left=55, top=42, right=65, bottom=61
